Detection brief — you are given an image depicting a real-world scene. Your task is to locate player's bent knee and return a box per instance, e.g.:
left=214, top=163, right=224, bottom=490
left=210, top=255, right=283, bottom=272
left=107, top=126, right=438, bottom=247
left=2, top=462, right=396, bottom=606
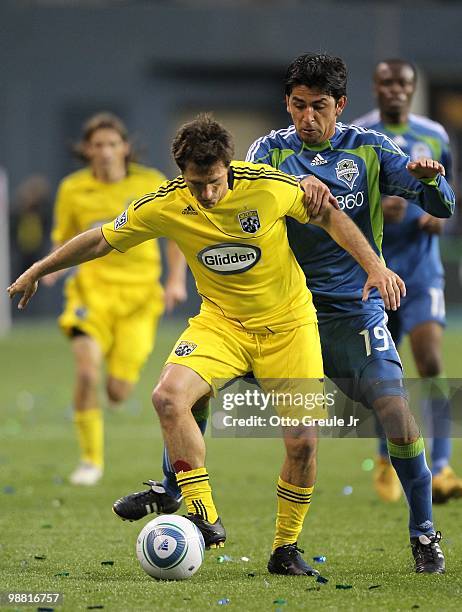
left=416, top=357, right=442, bottom=379
left=152, top=382, right=186, bottom=420
left=106, top=379, right=133, bottom=403
left=285, top=436, right=317, bottom=463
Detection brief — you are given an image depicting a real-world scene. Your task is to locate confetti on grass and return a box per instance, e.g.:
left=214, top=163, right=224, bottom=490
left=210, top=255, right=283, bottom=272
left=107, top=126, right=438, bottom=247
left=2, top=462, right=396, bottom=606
left=217, top=555, right=233, bottom=563
left=368, top=584, right=381, bottom=590
left=273, top=598, right=287, bottom=605
left=342, top=486, right=353, bottom=496
left=335, top=584, right=352, bottom=590
left=3, top=486, right=15, bottom=494
left=313, top=556, right=326, bottom=563
left=34, top=554, right=46, bottom=560
left=361, top=458, right=374, bottom=471
left=217, top=598, right=230, bottom=605
left=316, top=575, right=329, bottom=584
left=54, top=571, right=69, bottom=577
left=101, top=560, right=114, bottom=566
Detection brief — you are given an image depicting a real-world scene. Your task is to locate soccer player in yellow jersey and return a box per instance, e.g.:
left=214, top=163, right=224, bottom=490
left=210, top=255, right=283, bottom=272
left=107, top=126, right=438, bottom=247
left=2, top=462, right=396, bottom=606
left=8, top=115, right=404, bottom=575
left=42, top=113, right=187, bottom=486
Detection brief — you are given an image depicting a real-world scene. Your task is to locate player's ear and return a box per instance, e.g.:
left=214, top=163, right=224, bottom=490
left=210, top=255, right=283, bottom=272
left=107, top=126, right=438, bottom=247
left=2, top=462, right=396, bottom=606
left=335, top=96, right=347, bottom=117
left=285, top=95, right=291, bottom=113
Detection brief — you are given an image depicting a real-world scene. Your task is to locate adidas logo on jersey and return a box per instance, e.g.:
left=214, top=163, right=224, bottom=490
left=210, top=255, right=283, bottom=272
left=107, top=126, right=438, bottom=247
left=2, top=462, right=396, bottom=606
left=182, top=204, right=198, bottom=215
left=311, top=154, right=327, bottom=166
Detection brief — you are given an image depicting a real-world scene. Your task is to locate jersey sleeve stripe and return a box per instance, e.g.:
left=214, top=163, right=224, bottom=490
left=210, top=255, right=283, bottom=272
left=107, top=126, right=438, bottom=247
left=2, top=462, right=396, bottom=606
left=133, top=182, right=187, bottom=210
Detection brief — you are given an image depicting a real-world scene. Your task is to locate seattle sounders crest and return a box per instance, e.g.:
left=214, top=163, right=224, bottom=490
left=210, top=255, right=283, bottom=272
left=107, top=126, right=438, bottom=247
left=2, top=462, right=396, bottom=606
left=335, top=159, right=359, bottom=190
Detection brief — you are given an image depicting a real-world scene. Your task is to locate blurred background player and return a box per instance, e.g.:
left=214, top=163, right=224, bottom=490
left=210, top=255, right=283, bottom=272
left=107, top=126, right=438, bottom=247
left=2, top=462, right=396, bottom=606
left=43, top=112, right=187, bottom=486
left=354, top=59, right=462, bottom=504
left=10, top=174, right=52, bottom=280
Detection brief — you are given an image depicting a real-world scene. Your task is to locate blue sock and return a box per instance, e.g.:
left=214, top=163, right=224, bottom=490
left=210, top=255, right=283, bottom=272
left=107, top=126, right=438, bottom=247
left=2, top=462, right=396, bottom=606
left=421, top=377, right=452, bottom=476
left=378, top=435, right=388, bottom=459
left=162, top=418, right=208, bottom=499
left=374, top=414, right=389, bottom=459
left=387, top=438, right=434, bottom=538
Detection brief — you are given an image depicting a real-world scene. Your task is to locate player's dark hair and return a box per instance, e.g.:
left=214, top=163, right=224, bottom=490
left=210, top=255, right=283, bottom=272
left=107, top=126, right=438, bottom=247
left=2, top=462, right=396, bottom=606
left=375, top=59, right=417, bottom=84
left=74, top=112, right=136, bottom=163
left=172, top=114, right=234, bottom=171
left=285, top=53, right=348, bottom=101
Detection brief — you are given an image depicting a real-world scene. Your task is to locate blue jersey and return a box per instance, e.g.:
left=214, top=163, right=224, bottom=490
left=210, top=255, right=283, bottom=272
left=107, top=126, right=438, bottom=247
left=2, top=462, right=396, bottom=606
left=353, top=110, right=452, bottom=291
left=246, top=122, right=454, bottom=320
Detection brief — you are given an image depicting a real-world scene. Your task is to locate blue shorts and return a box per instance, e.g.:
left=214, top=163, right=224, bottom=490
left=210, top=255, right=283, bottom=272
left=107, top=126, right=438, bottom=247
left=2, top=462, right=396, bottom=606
left=318, top=309, right=406, bottom=409
left=386, top=285, right=446, bottom=346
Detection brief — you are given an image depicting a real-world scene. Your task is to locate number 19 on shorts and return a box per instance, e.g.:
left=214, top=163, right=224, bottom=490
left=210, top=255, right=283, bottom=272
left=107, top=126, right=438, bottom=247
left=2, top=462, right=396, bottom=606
left=359, top=326, right=391, bottom=357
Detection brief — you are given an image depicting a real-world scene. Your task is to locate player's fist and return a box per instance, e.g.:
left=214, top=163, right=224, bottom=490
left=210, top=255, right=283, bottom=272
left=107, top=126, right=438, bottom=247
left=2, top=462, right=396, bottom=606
left=418, top=213, right=445, bottom=235
left=164, top=279, right=188, bottom=314
left=382, top=196, right=407, bottom=223
left=407, top=158, right=445, bottom=180
left=300, top=175, right=339, bottom=218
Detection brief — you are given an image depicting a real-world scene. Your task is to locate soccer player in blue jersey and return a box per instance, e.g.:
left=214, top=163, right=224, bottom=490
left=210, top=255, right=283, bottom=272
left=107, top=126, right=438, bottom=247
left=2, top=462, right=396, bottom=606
left=113, top=54, right=454, bottom=574
left=354, top=59, right=462, bottom=504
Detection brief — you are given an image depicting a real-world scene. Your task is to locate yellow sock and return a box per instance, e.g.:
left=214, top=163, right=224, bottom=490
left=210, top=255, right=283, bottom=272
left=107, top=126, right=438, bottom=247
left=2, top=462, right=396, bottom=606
left=74, top=408, right=104, bottom=468
left=273, top=477, right=313, bottom=550
left=176, top=467, right=218, bottom=524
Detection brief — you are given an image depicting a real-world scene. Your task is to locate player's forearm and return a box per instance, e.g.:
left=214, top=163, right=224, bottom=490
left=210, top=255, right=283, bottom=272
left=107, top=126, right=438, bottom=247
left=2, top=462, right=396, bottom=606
left=165, top=240, right=187, bottom=284
left=28, top=228, right=112, bottom=280
left=315, top=208, right=384, bottom=275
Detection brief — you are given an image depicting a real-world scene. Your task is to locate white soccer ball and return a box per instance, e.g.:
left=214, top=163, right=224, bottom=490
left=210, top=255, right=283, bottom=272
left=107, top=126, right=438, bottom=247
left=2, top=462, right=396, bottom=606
left=136, top=514, right=205, bottom=580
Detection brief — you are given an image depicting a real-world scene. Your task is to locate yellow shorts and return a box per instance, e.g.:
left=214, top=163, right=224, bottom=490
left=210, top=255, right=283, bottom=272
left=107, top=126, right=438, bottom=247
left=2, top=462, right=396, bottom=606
left=59, top=275, right=164, bottom=383
left=166, top=312, right=324, bottom=405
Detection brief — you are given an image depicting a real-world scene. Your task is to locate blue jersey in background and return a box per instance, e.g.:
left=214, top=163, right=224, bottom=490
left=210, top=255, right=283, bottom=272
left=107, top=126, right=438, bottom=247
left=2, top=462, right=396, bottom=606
left=353, top=110, right=452, bottom=293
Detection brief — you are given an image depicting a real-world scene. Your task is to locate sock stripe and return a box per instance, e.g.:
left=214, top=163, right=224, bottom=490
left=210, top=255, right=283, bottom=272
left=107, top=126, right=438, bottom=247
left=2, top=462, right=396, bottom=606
left=387, top=437, right=425, bottom=459
left=277, top=485, right=312, bottom=500
left=191, top=498, right=209, bottom=521
left=198, top=499, right=208, bottom=522
left=276, top=491, right=312, bottom=504
left=192, top=499, right=201, bottom=517
left=176, top=474, right=209, bottom=486
left=277, top=492, right=311, bottom=505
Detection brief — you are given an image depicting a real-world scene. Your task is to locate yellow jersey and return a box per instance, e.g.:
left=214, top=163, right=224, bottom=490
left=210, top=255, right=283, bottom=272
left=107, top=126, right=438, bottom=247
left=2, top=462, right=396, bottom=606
left=52, top=163, right=166, bottom=286
left=102, top=161, right=317, bottom=332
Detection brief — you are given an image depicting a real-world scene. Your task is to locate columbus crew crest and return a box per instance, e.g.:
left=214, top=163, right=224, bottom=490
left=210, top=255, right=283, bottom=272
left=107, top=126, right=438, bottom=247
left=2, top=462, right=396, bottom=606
left=335, top=159, right=359, bottom=190
left=238, top=210, right=261, bottom=234
left=174, top=341, right=198, bottom=357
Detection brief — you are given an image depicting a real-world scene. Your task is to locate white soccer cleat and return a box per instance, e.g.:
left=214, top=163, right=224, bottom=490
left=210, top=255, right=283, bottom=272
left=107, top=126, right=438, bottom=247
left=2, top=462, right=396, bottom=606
left=69, top=462, right=103, bottom=486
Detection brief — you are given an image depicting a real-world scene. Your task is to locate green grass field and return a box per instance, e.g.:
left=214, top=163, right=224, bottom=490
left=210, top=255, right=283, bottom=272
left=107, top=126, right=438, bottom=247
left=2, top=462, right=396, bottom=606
left=1, top=319, right=462, bottom=611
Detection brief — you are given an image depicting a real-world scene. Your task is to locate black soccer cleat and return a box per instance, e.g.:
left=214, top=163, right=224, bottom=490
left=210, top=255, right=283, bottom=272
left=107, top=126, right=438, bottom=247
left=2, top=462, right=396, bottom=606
left=185, top=514, right=226, bottom=549
left=268, top=543, right=320, bottom=576
left=112, top=480, right=182, bottom=521
left=411, top=531, right=445, bottom=574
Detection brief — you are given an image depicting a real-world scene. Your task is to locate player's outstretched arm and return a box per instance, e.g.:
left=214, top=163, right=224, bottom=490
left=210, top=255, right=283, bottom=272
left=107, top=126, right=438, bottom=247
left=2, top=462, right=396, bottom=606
left=164, top=240, right=188, bottom=314
left=7, top=228, right=112, bottom=309
left=309, top=206, right=406, bottom=310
